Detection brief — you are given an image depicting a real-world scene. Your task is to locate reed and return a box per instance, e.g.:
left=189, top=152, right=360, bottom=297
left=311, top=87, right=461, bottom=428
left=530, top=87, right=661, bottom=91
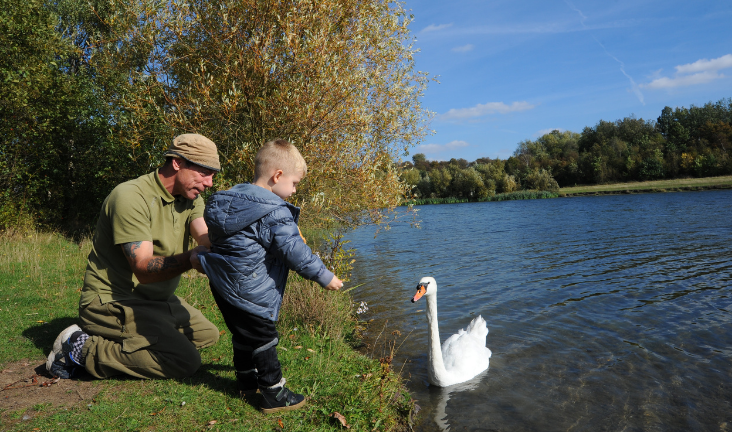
left=480, top=190, right=559, bottom=201
left=402, top=190, right=558, bottom=206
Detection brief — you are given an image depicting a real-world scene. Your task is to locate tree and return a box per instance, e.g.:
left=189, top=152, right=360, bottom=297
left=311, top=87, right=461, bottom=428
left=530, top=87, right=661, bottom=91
left=0, top=0, right=115, bottom=231
left=412, top=153, right=427, bottom=165
left=523, top=168, right=559, bottom=192
left=400, top=168, right=421, bottom=196
left=87, top=0, right=432, bottom=230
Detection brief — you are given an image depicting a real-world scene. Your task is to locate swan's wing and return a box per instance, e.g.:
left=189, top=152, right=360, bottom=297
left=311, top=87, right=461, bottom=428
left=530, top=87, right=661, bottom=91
left=465, top=315, right=489, bottom=343
left=441, top=318, right=491, bottom=374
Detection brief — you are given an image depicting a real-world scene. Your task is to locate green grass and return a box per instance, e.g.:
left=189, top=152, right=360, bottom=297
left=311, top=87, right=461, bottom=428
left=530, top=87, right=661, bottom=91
left=559, top=175, right=732, bottom=195
left=0, top=232, right=413, bottom=431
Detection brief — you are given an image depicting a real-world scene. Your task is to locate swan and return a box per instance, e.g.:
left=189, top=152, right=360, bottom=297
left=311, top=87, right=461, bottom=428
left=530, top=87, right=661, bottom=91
left=411, top=276, right=491, bottom=387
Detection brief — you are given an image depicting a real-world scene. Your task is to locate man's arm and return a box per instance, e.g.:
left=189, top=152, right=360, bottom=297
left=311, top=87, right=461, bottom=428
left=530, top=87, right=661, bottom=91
left=190, top=217, right=211, bottom=248
left=121, top=241, right=206, bottom=284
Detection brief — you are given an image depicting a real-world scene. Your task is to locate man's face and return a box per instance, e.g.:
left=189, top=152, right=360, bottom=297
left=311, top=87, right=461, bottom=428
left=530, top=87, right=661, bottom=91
left=173, top=160, right=216, bottom=199
left=271, top=170, right=303, bottom=200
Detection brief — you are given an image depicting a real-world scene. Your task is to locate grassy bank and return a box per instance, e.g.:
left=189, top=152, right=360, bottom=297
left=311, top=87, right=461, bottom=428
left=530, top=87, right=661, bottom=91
left=559, top=175, right=732, bottom=196
left=0, top=232, right=413, bottom=431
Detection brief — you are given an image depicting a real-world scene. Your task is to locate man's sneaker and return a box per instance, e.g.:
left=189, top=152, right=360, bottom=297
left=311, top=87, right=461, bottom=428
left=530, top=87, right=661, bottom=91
left=259, top=379, right=306, bottom=414
left=46, top=324, right=87, bottom=379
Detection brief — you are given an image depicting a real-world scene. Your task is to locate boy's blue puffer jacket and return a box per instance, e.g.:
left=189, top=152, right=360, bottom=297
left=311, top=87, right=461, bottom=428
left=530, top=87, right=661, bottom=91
left=199, top=183, right=334, bottom=321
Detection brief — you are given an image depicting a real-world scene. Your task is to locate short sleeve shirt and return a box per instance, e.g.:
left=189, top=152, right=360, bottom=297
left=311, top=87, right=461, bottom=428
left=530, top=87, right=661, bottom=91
left=80, top=169, right=205, bottom=306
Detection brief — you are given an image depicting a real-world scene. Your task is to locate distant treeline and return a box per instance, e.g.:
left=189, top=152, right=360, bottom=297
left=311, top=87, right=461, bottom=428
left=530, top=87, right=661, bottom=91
left=401, top=98, right=732, bottom=200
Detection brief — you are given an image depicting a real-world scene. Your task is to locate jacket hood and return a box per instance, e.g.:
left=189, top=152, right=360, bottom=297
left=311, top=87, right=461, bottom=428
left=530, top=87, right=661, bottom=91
left=205, top=183, right=299, bottom=237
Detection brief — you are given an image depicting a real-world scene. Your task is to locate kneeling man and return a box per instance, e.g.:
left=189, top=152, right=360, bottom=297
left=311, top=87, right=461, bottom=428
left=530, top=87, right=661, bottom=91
left=47, top=134, right=221, bottom=379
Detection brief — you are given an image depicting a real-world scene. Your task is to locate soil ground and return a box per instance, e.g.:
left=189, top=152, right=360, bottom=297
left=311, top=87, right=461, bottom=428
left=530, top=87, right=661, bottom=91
left=1, top=359, right=100, bottom=428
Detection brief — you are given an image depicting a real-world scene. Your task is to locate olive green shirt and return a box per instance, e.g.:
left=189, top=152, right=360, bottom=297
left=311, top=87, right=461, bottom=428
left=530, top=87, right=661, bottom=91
left=80, top=169, right=205, bottom=307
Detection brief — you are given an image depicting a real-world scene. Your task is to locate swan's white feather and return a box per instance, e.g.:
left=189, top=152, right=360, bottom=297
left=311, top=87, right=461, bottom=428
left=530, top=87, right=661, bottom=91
left=441, top=315, right=491, bottom=380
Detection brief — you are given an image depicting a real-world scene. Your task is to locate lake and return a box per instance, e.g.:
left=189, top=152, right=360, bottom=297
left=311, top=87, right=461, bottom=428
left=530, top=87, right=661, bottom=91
left=345, top=189, right=732, bottom=431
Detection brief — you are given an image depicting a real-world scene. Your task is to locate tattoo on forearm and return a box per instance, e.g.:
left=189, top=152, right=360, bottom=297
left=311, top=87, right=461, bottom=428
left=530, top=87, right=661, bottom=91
left=146, top=256, right=182, bottom=273
left=122, top=241, right=143, bottom=260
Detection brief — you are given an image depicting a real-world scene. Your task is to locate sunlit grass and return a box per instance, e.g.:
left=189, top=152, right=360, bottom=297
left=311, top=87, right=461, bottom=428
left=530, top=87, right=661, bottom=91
left=0, top=232, right=413, bottom=431
left=560, top=175, right=732, bottom=195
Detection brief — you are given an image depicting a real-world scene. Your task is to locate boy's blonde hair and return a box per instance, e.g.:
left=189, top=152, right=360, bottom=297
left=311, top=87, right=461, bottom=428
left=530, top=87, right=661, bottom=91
left=253, top=139, right=307, bottom=180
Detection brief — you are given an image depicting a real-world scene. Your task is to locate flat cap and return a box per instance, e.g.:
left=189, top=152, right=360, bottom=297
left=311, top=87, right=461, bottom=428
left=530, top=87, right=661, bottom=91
left=165, top=134, right=221, bottom=171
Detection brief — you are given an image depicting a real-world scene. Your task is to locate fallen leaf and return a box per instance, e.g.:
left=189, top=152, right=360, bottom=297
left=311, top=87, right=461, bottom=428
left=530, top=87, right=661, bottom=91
left=294, top=346, right=302, bottom=349
left=278, top=419, right=284, bottom=428
left=280, top=347, right=288, bottom=351
left=208, top=420, right=217, bottom=426
left=331, top=412, right=350, bottom=429
left=150, top=406, right=166, bottom=416
left=306, top=348, right=315, bottom=353
left=219, top=330, right=226, bottom=336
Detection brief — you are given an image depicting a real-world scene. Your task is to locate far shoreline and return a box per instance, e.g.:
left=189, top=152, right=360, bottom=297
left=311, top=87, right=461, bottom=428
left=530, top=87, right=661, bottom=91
left=402, top=175, right=732, bottom=205
left=559, top=175, right=732, bottom=197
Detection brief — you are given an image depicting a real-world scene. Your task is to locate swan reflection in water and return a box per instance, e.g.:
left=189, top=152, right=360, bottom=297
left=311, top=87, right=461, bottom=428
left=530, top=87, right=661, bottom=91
left=427, top=370, right=490, bottom=431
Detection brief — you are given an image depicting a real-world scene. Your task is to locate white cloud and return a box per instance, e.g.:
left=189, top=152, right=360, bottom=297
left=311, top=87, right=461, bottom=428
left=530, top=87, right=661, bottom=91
left=414, top=140, right=469, bottom=154
left=452, top=44, right=474, bottom=53
left=675, top=54, right=732, bottom=74
left=644, top=71, right=723, bottom=89
left=421, top=23, right=453, bottom=33
left=441, top=101, right=535, bottom=121
left=642, top=54, right=732, bottom=89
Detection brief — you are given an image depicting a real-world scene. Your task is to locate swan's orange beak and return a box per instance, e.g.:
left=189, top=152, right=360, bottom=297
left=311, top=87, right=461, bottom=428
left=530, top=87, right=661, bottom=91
left=411, top=283, right=427, bottom=303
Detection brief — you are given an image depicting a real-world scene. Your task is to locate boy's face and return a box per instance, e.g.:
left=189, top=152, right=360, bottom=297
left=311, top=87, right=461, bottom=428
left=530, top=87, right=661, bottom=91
left=271, top=170, right=303, bottom=200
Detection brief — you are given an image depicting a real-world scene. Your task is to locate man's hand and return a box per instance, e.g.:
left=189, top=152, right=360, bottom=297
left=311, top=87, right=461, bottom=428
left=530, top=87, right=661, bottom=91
left=189, top=245, right=209, bottom=274
left=325, top=275, right=344, bottom=291
left=121, top=240, right=197, bottom=284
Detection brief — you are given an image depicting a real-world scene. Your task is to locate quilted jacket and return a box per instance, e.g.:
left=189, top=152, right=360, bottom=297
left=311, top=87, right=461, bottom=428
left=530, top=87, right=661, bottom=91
left=199, top=183, right=334, bottom=321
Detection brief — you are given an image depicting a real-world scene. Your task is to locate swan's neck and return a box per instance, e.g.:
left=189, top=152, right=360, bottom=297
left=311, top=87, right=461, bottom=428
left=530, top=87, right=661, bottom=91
left=425, top=293, right=448, bottom=384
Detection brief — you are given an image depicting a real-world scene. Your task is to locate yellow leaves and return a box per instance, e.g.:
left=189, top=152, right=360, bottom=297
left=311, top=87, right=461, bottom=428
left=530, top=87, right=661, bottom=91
left=92, top=0, right=430, bottom=230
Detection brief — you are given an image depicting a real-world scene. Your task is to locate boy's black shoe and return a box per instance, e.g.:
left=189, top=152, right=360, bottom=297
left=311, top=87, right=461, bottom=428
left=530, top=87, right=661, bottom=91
left=237, top=369, right=259, bottom=397
left=259, top=380, right=306, bottom=414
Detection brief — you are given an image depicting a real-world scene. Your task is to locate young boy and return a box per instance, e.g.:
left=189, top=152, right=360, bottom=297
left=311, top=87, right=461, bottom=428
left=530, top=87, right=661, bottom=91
left=199, top=139, right=343, bottom=413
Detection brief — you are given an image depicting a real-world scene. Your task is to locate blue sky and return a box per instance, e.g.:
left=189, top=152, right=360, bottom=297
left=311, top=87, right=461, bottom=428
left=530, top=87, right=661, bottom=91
left=405, top=0, right=732, bottom=161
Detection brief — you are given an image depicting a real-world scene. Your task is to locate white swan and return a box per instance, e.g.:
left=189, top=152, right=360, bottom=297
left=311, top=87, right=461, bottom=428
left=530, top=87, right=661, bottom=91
left=411, top=276, right=491, bottom=387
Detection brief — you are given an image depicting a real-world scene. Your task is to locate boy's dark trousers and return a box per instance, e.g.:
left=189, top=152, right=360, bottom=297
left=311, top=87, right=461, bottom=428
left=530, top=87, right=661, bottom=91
left=210, top=288, right=282, bottom=389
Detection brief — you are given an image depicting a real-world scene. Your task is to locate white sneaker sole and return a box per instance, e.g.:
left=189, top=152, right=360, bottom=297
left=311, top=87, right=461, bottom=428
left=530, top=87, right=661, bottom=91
left=46, top=324, right=82, bottom=373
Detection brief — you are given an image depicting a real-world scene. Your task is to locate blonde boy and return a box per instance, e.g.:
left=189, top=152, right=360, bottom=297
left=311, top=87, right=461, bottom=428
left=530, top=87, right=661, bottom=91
left=200, top=139, right=342, bottom=413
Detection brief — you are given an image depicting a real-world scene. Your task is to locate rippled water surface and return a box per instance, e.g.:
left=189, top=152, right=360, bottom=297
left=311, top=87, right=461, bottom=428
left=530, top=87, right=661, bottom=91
left=345, top=190, right=732, bottom=431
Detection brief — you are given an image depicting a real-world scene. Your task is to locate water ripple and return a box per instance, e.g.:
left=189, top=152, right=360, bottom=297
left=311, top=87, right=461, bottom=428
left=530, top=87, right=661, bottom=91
left=347, top=190, right=732, bottom=431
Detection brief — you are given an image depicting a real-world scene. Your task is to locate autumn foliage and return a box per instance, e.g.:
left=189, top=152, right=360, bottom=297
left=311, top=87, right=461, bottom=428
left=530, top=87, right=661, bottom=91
left=1, top=0, right=431, bottom=233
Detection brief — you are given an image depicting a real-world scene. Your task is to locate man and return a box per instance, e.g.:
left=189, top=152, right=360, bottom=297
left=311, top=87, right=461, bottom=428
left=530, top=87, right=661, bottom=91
left=46, top=134, right=221, bottom=380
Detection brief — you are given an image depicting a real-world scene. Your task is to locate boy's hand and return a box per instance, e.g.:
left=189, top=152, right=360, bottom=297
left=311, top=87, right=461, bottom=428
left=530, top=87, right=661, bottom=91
left=189, top=245, right=209, bottom=274
left=325, top=275, right=343, bottom=291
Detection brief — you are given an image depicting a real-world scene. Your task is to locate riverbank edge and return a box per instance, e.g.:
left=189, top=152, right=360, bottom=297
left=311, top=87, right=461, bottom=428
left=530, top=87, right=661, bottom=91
left=559, top=183, right=732, bottom=197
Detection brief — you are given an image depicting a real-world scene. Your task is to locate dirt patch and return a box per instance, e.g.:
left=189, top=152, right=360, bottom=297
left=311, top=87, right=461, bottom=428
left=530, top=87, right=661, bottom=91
left=1, top=359, right=100, bottom=426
